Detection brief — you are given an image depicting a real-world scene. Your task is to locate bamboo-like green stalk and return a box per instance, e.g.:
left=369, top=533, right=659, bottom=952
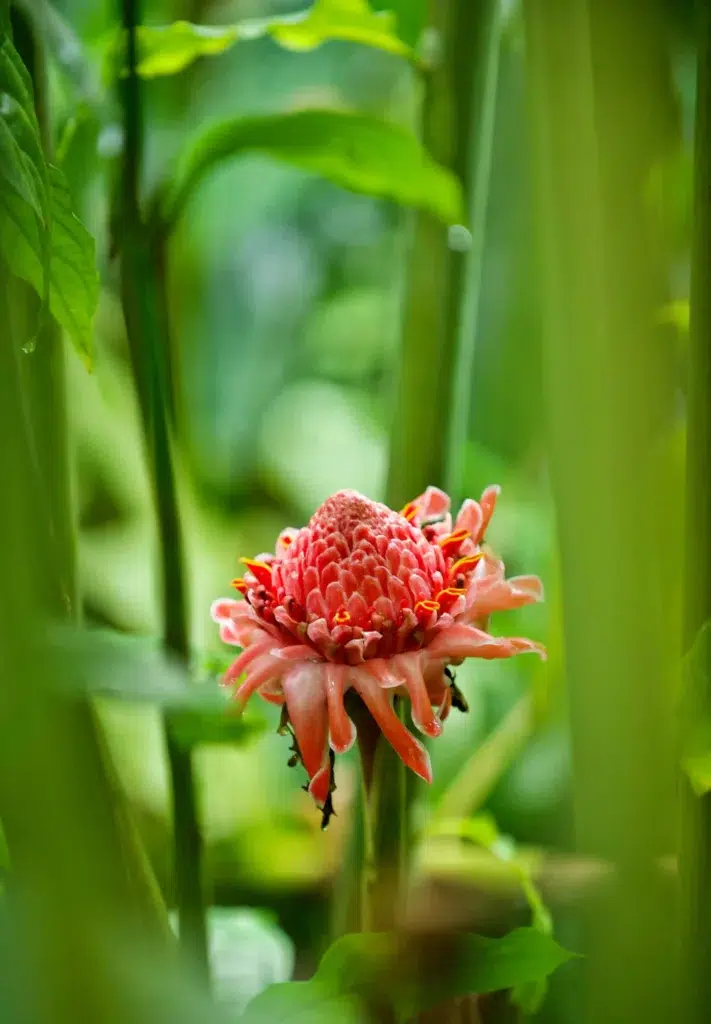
left=5, top=1, right=170, bottom=941
left=679, top=6, right=711, bottom=1022
left=117, top=0, right=208, bottom=980
left=370, top=0, right=500, bottom=936
left=386, top=0, right=498, bottom=509
left=524, top=2, right=677, bottom=1021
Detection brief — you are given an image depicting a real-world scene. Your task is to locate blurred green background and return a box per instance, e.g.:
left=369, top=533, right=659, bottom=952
left=17, top=0, right=696, bottom=1017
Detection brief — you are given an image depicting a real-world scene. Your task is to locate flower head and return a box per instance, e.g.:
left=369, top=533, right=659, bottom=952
left=212, top=486, right=544, bottom=815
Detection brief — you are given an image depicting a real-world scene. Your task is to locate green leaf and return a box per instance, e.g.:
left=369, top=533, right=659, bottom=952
left=0, top=29, right=52, bottom=338
left=241, top=983, right=368, bottom=1024
left=164, top=108, right=463, bottom=228
left=267, top=0, right=412, bottom=58
left=168, top=707, right=266, bottom=750
left=135, top=21, right=239, bottom=77
left=241, top=929, right=574, bottom=1023
left=392, top=929, right=574, bottom=1021
left=425, top=815, right=556, bottom=1015
left=0, top=115, right=43, bottom=217
left=0, top=164, right=98, bottom=364
left=125, top=1, right=412, bottom=79
left=51, top=626, right=217, bottom=707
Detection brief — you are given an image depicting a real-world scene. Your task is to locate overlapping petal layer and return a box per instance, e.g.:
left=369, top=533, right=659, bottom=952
left=212, top=487, right=545, bottom=809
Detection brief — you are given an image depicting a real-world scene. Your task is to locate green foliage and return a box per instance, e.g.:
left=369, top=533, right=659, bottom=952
left=51, top=626, right=266, bottom=748
left=0, top=25, right=97, bottom=363
left=129, top=0, right=412, bottom=79
left=240, top=928, right=574, bottom=1022
left=168, top=707, right=266, bottom=751
left=426, top=813, right=555, bottom=1014
left=163, top=108, right=463, bottom=228
left=267, top=0, right=412, bottom=58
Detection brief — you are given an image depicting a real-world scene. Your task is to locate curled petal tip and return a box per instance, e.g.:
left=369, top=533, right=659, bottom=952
left=308, top=764, right=331, bottom=806
left=408, top=739, right=433, bottom=784
left=413, top=712, right=442, bottom=739
left=211, top=597, right=239, bottom=623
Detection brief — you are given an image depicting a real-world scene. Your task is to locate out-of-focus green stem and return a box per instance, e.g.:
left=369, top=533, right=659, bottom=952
left=8, top=0, right=171, bottom=945
left=367, top=703, right=408, bottom=932
left=377, top=0, right=500, bottom=942
left=386, top=0, right=498, bottom=509
left=524, top=2, right=677, bottom=1022
left=680, top=6, right=711, bottom=1022
left=118, top=0, right=208, bottom=981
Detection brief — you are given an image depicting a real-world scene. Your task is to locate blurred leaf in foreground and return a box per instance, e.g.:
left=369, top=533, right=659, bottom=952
left=0, top=164, right=97, bottom=365
left=426, top=813, right=555, bottom=1013
left=163, top=109, right=463, bottom=228
left=129, top=0, right=412, bottom=78
left=240, top=927, right=574, bottom=1022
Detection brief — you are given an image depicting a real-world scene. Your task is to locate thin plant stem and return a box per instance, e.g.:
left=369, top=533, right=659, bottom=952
left=679, top=5, right=711, bottom=1021
left=118, top=0, right=208, bottom=981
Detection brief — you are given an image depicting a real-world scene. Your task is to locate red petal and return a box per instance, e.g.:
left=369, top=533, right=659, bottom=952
left=224, top=640, right=274, bottom=683
left=282, top=663, right=329, bottom=794
left=352, top=668, right=432, bottom=783
left=465, top=575, right=544, bottom=620
left=234, top=655, right=285, bottom=705
left=454, top=499, right=484, bottom=541
left=428, top=623, right=546, bottom=661
left=396, top=655, right=442, bottom=738
left=325, top=665, right=356, bottom=753
left=478, top=485, right=500, bottom=539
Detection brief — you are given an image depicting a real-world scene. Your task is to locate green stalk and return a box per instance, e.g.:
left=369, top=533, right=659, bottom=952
left=5, top=1, right=170, bottom=939
left=524, top=1, right=677, bottom=1022
left=680, top=6, right=711, bottom=1021
left=386, top=0, right=498, bottom=509
left=118, top=0, right=208, bottom=980
left=374, top=0, right=500, bottom=937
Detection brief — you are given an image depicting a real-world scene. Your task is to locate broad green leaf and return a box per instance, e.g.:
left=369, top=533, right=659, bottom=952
left=241, top=929, right=574, bottom=1023
left=241, top=983, right=367, bottom=1024
left=392, top=929, right=574, bottom=1021
left=51, top=626, right=217, bottom=707
left=0, top=29, right=51, bottom=336
left=426, top=815, right=555, bottom=1014
left=0, top=117, right=43, bottom=217
left=135, top=21, right=239, bottom=77
left=126, top=1, right=412, bottom=79
left=164, top=109, right=463, bottom=228
left=0, top=164, right=97, bottom=364
left=168, top=707, right=266, bottom=750
left=268, top=0, right=412, bottom=57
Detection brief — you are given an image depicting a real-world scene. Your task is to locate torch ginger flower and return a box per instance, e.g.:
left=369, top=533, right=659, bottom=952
left=212, top=486, right=544, bottom=814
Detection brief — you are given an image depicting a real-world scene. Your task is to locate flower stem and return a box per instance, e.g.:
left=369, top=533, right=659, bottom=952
left=366, top=702, right=409, bottom=932
left=680, top=5, right=711, bottom=1021
left=117, top=0, right=208, bottom=981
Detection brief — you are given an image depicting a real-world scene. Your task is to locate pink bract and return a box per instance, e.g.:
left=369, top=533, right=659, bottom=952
left=211, top=486, right=545, bottom=809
